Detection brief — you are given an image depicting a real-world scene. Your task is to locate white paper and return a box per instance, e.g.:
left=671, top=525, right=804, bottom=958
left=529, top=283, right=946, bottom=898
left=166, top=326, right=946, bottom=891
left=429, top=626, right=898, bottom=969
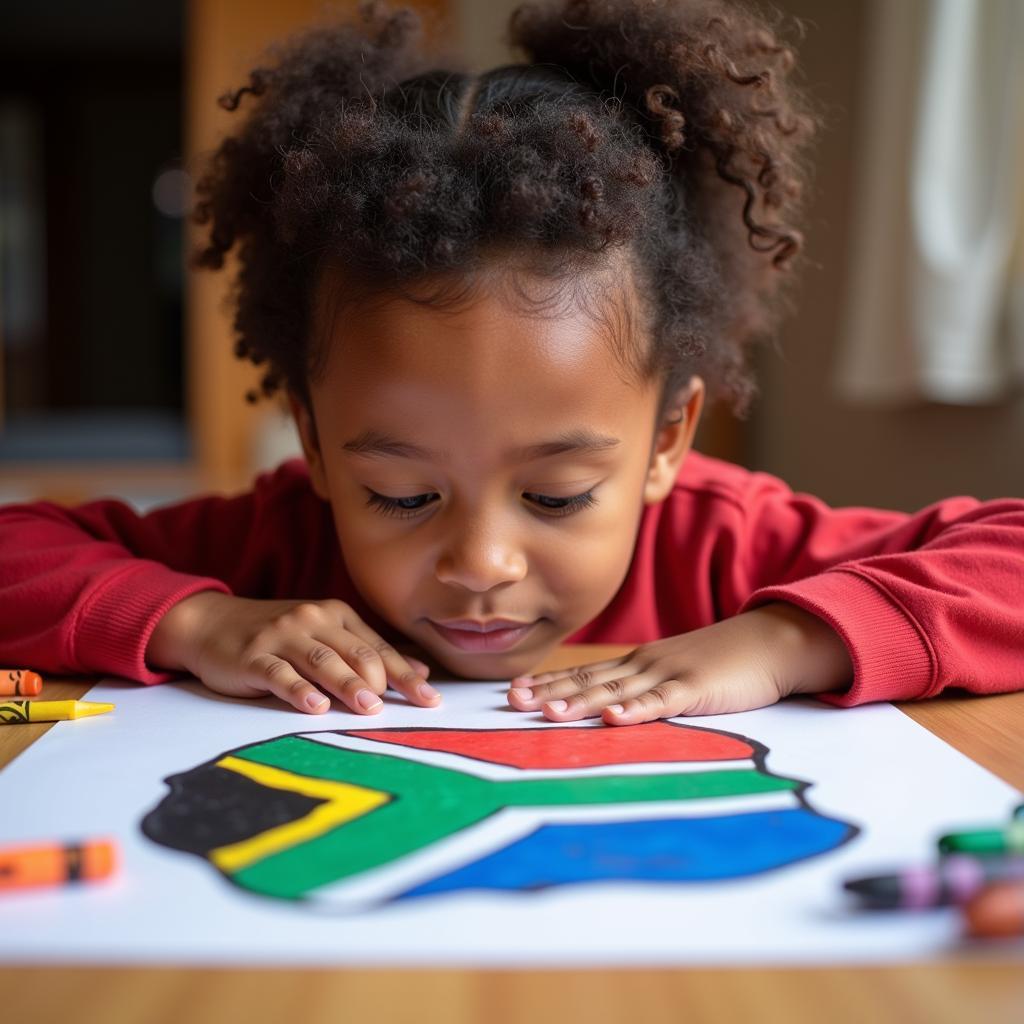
left=0, top=678, right=1019, bottom=965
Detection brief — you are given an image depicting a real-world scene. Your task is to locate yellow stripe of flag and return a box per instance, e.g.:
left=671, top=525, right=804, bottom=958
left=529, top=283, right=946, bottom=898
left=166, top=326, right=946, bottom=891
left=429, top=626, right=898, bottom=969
left=210, top=755, right=389, bottom=873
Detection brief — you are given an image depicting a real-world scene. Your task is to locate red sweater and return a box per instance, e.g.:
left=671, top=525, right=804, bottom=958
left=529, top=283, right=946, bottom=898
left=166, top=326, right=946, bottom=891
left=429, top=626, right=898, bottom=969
left=1, top=453, right=1021, bottom=706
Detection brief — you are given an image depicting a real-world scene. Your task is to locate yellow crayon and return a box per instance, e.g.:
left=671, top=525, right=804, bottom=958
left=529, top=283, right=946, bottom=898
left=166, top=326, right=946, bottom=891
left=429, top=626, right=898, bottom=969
left=0, top=700, right=115, bottom=724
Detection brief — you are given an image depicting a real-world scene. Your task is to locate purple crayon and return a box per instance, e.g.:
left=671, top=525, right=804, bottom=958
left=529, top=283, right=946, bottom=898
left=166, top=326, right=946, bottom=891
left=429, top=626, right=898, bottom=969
left=843, top=855, right=1024, bottom=909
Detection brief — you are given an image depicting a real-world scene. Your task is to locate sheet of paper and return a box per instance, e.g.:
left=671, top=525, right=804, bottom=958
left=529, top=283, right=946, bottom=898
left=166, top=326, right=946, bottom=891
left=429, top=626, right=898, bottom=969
left=0, top=678, right=1018, bottom=965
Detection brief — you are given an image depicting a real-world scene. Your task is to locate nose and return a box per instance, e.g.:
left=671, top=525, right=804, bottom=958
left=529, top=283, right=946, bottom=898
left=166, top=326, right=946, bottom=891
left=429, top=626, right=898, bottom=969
left=434, top=515, right=528, bottom=591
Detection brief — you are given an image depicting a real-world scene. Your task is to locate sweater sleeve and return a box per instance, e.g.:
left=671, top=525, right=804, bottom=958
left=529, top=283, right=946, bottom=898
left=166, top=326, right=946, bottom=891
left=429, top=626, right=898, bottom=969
left=721, top=471, right=1024, bottom=706
left=0, top=460, right=316, bottom=684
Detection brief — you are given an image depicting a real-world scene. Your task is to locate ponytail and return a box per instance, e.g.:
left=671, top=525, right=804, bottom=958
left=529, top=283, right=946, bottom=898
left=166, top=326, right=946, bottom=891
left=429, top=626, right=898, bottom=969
left=510, top=0, right=816, bottom=268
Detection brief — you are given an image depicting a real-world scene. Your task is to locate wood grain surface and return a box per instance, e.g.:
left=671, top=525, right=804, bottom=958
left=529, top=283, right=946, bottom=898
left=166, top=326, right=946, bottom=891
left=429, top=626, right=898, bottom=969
left=2, top=645, right=1022, bottom=1024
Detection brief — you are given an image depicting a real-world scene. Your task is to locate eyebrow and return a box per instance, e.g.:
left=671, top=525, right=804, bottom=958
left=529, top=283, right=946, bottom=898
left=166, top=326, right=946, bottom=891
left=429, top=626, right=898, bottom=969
left=340, top=428, right=621, bottom=463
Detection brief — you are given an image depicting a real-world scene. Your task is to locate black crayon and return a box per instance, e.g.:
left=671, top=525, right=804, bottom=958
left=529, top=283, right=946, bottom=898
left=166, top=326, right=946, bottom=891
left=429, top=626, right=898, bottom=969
left=843, top=855, right=1024, bottom=909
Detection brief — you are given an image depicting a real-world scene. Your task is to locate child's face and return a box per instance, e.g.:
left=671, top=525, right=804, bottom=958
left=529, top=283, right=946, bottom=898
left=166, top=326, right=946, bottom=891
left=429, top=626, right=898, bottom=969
left=292, top=268, right=702, bottom=680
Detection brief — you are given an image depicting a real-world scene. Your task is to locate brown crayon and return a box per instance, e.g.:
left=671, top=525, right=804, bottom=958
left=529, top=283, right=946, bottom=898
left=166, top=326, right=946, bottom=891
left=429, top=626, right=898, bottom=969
left=0, top=669, right=42, bottom=697
left=963, top=880, right=1024, bottom=939
left=0, top=838, right=118, bottom=892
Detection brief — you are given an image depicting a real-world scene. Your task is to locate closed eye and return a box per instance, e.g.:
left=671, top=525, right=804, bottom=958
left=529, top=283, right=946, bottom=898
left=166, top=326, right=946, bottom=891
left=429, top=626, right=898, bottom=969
left=523, top=491, right=598, bottom=517
left=365, top=491, right=435, bottom=517
left=364, top=489, right=597, bottom=520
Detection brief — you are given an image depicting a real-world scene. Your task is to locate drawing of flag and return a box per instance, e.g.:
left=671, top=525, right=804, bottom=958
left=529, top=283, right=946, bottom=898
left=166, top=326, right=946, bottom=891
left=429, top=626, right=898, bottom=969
left=141, top=721, right=856, bottom=910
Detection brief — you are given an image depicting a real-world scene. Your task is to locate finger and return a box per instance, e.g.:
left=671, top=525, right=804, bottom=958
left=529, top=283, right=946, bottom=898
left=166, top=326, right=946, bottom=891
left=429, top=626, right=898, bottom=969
left=304, top=628, right=440, bottom=710
left=508, top=661, right=637, bottom=710
left=534, top=673, right=663, bottom=722
left=600, top=680, right=701, bottom=725
left=243, top=653, right=332, bottom=714
left=510, top=656, right=627, bottom=689
left=338, top=626, right=441, bottom=708
left=605, top=674, right=785, bottom=721
left=271, top=638, right=382, bottom=714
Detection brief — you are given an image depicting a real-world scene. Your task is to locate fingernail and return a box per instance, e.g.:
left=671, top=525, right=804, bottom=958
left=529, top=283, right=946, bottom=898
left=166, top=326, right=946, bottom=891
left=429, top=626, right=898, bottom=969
left=607, top=704, right=625, bottom=714
left=418, top=683, right=440, bottom=701
left=545, top=699, right=568, bottom=712
left=307, top=693, right=330, bottom=712
left=510, top=687, right=535, bottom=703
left=356, top=689, right=383, bottom=711
left=511, top=675, right=533, bottom=684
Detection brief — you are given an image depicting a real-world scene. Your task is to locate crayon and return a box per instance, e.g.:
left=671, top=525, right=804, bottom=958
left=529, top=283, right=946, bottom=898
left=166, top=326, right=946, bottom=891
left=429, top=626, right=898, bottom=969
left=939, top=819, right=1024, bottom=857
left=0, top=838, right=118, bottom=892
left=0, top=699, right=115, bottom=725
left=963, top=880, right=1024, bottom=939
left=0, top=669, right=43, bottom=697
left=843, top=855, right=1024, bottom=909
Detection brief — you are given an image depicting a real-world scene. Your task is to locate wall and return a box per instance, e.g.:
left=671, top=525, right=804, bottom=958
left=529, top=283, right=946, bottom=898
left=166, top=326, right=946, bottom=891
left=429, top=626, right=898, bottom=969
left=750, top=0, right=1024, bottom=509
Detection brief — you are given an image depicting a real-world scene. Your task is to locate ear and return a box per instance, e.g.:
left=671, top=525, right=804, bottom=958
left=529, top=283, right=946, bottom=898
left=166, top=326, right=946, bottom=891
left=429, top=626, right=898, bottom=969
left=643, top=377, right=705, bottom=505
left=287, top=392, right=330, bottom=501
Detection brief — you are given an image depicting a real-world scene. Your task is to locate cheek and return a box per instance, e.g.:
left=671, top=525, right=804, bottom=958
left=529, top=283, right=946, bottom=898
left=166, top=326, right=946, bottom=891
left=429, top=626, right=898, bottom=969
left=329, top=502, right=425, bottom=613
left=523, top=500, right=644, bottom=612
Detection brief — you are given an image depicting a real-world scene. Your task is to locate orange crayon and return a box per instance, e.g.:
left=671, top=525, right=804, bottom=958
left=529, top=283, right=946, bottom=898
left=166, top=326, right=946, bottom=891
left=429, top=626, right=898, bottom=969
left=0, top=669, right=42, bottom=697
left=963, top=880, right=1024, bottom=939
left=0, top=838, right=118, bottom=892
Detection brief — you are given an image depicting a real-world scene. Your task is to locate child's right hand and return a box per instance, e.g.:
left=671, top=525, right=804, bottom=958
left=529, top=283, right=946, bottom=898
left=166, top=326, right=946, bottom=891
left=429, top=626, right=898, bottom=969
left=145, top=592, right=440, bottom=714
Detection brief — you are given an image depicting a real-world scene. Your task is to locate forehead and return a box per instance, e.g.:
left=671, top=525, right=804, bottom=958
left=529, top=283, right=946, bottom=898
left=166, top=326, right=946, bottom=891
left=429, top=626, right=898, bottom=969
left=313, top=270, right=656, bottom=437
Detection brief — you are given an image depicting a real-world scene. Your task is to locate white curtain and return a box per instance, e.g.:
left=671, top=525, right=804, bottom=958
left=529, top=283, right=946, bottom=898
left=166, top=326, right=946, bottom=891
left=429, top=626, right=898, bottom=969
left=836, top=0, right=1024, bottom=404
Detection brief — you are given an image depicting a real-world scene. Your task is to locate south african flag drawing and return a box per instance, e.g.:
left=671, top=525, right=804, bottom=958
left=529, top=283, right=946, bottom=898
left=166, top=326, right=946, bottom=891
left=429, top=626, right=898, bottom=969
left=141, top=721, right=857, bottom=910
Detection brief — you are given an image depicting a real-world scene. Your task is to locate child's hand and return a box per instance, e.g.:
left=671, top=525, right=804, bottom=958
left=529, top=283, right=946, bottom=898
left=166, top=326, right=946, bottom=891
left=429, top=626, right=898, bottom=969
left=507, top=604, right=852, bottom=724
left=146, top=592, right=439, bottom=715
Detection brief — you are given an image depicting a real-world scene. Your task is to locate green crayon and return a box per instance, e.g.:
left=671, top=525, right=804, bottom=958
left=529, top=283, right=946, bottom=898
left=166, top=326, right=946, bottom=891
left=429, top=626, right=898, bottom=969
left=938, top=818, right=1024, bottom=856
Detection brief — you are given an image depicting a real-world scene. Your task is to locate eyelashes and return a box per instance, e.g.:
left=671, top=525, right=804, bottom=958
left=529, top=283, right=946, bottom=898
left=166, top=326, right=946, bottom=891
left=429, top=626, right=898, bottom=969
left=365, top=492, right=435, bottom=517
left=364, top=489, right=598, bottom=520
left=526, top=491, right=598, bottom=517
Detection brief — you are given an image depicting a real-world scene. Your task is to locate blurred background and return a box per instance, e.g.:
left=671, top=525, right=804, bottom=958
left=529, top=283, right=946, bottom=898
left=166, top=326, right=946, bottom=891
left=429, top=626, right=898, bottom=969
left=0, top=0, right=1021, bottom=511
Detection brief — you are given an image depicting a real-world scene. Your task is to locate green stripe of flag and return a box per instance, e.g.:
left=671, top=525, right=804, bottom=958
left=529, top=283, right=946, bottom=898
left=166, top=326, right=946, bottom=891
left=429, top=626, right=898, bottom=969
left=228, top=737, right=799, bottom=900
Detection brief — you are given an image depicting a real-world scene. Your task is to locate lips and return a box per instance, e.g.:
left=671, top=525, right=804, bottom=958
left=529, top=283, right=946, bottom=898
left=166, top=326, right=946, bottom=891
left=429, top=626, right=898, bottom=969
left=427, top=618, right=538, bottom=653
left=434, top=618, right=531, bottom=633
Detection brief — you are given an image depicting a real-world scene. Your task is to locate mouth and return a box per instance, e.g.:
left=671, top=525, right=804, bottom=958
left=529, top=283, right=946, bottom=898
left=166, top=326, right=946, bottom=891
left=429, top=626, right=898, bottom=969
left=427, top=619, right=539, bottom=653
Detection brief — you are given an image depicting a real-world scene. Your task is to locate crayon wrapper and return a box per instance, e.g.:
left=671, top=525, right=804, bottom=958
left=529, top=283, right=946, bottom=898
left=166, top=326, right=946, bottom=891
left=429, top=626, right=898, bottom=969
left=0, top=840, right=117, bottom=890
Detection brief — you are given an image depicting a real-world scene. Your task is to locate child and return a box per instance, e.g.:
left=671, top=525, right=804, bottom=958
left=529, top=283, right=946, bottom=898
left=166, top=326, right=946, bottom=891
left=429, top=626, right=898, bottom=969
left=1, top=0, right=1021, bottom=726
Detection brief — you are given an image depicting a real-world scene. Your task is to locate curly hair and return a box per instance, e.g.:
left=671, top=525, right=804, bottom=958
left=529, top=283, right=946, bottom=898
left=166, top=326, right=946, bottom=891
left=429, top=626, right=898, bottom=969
left=192, top=0, right=818, bottom=414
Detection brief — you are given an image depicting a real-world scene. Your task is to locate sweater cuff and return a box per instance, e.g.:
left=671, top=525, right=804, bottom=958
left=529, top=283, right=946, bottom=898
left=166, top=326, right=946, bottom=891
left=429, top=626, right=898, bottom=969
left=73, top=563, right=231, bottom=685
left=740, top=570, right=936, bottom=706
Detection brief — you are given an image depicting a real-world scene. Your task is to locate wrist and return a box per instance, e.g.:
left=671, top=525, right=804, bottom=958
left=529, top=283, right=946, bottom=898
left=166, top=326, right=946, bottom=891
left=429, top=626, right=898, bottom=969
left=146, top=591, right=233, bottom=675
left=753, top=602, right=853, bottom=697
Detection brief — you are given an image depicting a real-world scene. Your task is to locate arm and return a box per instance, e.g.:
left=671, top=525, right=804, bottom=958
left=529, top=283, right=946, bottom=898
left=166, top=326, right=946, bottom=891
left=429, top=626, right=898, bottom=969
left=510, top=460, right=1024, bottom=721
left=730, top=480, right=1024, bottom=705
left=0, top=461, right=313, bottom=682
left=0, top=460, right=437, bottom=714
left=0, top=498, right=230, bottom=683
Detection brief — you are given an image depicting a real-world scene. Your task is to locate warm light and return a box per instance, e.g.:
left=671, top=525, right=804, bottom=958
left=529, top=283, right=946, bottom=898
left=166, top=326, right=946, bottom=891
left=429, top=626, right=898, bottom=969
left=151, top=168, right=191, bottom=218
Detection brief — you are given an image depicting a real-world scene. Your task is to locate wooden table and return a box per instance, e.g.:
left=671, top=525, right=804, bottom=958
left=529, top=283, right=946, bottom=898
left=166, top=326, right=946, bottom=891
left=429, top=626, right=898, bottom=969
left=3, top=645, right=1022, bottom=1024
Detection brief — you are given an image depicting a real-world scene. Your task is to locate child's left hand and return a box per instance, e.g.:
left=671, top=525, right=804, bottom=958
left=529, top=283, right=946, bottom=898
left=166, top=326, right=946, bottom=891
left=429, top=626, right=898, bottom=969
left=506, top=603, right=852, bottom=724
